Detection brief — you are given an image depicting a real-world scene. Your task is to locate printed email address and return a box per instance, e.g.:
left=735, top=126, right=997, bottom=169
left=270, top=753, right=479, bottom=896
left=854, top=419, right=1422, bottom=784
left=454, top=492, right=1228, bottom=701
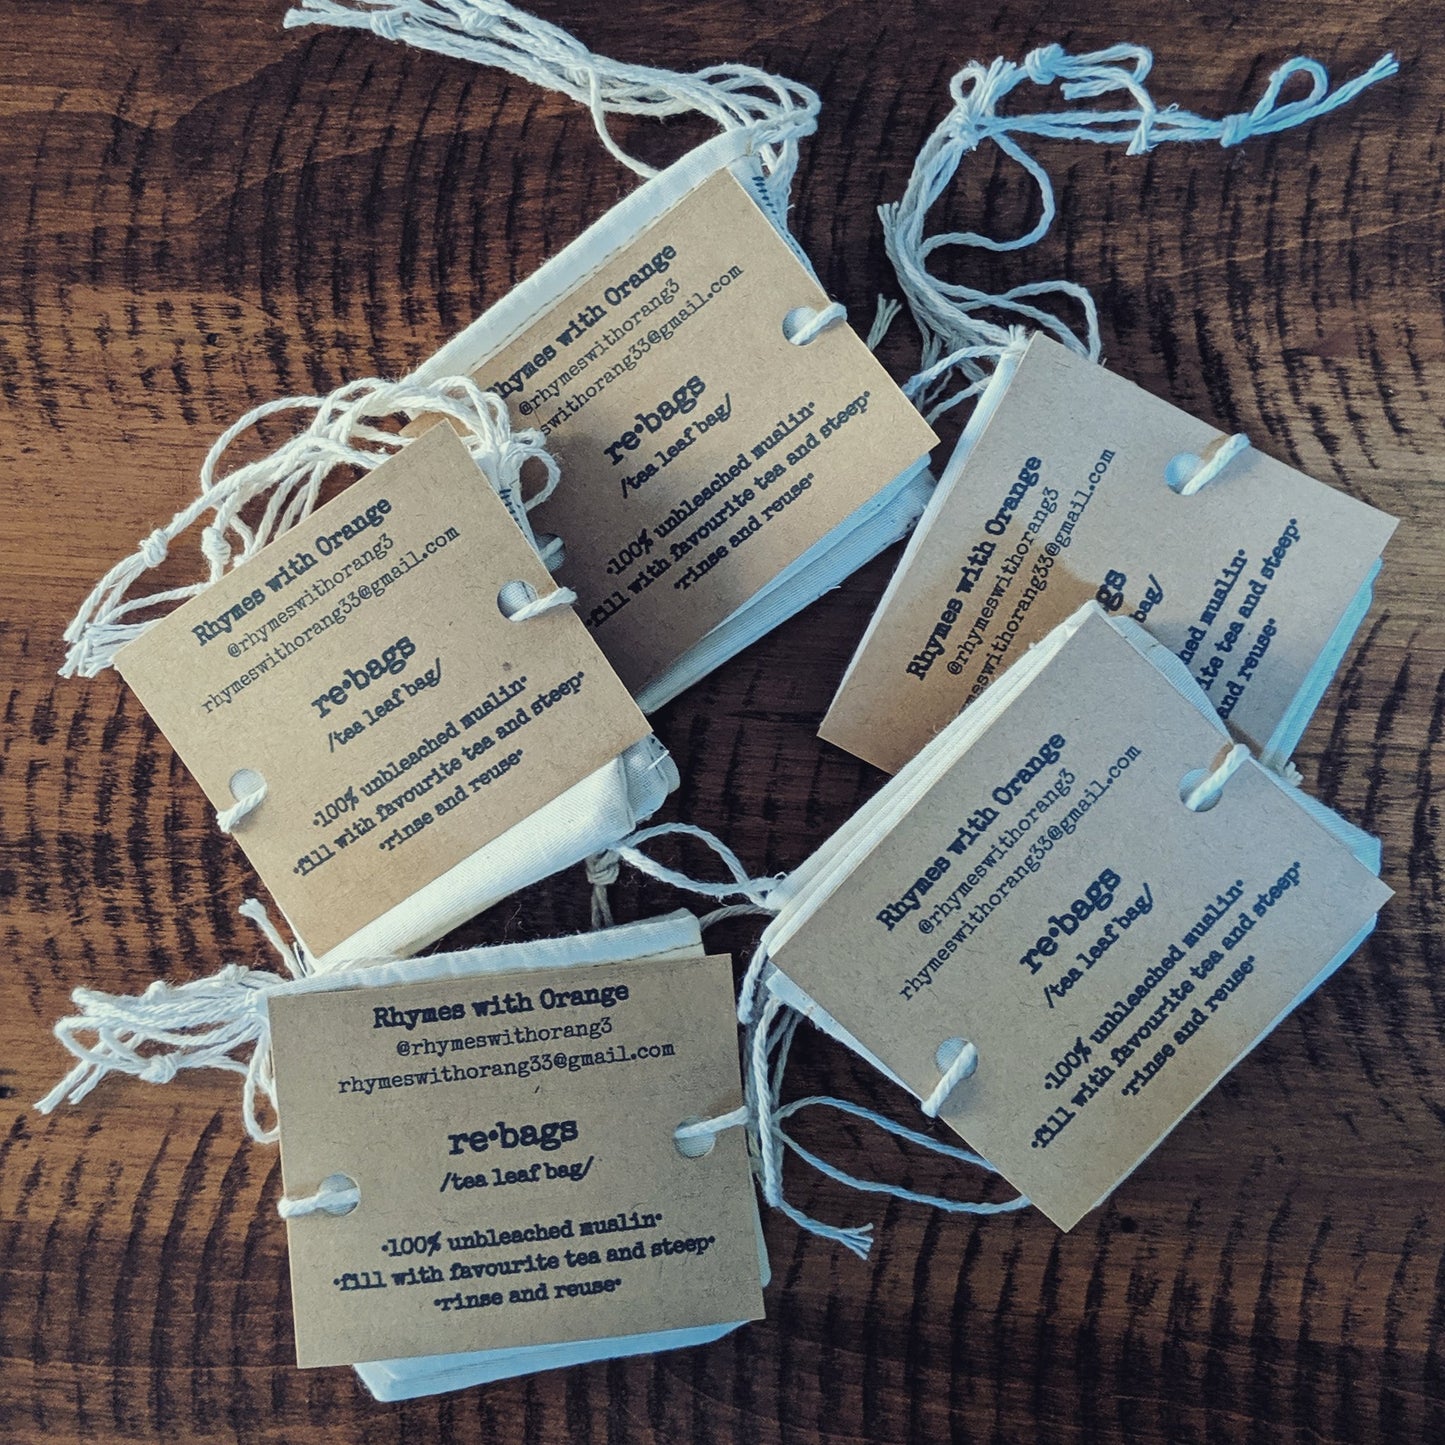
left=202, top=527, right=459, bottom=714
left=528, top=264, right=745, bottom=433
left=901, top=746, right=1143, bottom=1000
left=338, top=1041, right=678, bottom=1095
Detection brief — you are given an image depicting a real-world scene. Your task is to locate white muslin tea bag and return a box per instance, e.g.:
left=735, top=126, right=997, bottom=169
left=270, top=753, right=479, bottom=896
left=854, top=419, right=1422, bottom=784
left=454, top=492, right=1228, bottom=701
left=822, top=44, right=1398, bottom=776
left=39, top=910, right=769, bottom=1399
left=63, top=387, right=677, bottom=970
left=282, top=0, right=941, bottom=712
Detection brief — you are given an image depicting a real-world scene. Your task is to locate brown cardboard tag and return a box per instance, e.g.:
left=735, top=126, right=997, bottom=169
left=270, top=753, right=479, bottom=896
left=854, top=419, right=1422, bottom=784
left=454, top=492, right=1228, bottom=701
left=821, top=333, right=1397, bottom=773
left=453, top=167, right=938, bottom=697
left=772, top=608, right=1391, bottom=1229
left=115, top=424, right=650, bottom=956
left=269, top=950, right=764, bottom=1368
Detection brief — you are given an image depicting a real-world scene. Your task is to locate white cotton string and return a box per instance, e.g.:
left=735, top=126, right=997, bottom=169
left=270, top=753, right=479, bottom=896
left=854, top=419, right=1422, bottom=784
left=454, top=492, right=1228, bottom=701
left=772, top=1095, right=1029, bottom=1219
left=735, top=935, right=774, bottom=1026
left=216, top=779, right=268, bottom=835
left=920, top=1039, right=978, bottom=1118
left=675, top=1106, right=749, bottom=1142
left=504, top=586, right=578, bottom=621
left=1174, top=432, right=1251, bottom=495
left=237, top=896, right=313, bottom=978
left=61, top=376, right=560, bottom=679
left=747, top=997, right=872, bottom=1257
left=698, top=902, right=774, bottom=932
left=786, top=302, right=848, bottom=346
left=278, top=1174, right=362, bottom=1219
left=613, top=822, right=781, bottom=909
left=1183, top=742, right=1251, bottom=811
left=866, top=296, right=902, bottom=353
left=674, top=1105, right=749, bottom=1159
left=34, top=964, right=283, bottom=1141
left=34, top=898, right=313, bottom=1143
left=743, top=997, right=1026, bottom=1260
left=585, top=850, right=621, bottom=930
left=601, top=820, right=779, bottom=949
left=901, top=330, right=1030, bottom=423
left=283, top=0, right=820, bottom=210
left=881, top=44, right=1398, bottom=416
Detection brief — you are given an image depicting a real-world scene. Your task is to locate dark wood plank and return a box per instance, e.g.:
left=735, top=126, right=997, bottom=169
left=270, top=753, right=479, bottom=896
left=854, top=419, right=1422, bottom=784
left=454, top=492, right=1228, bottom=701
left=2, top=2, right=1442, bottom=1441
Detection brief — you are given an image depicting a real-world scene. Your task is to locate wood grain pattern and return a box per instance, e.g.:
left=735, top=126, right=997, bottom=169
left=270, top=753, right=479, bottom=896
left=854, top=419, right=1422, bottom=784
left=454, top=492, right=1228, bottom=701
left=2, top=2, right=1442, bottom=1440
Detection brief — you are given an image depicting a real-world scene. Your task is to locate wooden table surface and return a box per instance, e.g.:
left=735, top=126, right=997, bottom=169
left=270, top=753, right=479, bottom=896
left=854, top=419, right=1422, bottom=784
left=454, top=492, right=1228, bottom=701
left=2, top=2, right=1441, bottom=1441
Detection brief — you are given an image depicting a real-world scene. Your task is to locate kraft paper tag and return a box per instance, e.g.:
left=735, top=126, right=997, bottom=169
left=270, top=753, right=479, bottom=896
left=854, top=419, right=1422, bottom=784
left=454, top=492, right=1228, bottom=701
left=269, top=951, right=764, bottom=1368
left=821, top=333, right=1397, bottom=774
left=773, top=608, right=1390, bottom=1229
left=458, top=168, right=938, bottom=696
left=115, top=424, right=650, bottom=956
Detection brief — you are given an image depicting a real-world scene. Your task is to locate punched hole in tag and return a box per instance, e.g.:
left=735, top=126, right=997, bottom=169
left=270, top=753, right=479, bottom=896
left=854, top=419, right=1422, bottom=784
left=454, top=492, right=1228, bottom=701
left=921, top=1036, right=978, bottom=1119
left=673, top=1105, right=749, bottom=1159
left=279, top=1171, right=360, bottom=1220
left=496, top=579, right=578, bottom=622
left=218, top=767, right=267, bottom=834
left=1164, top=433, right=1251, bottom=496
left=782, top=302, right=847, bottom=346
left=1179, top=742, right=1251, bottom=812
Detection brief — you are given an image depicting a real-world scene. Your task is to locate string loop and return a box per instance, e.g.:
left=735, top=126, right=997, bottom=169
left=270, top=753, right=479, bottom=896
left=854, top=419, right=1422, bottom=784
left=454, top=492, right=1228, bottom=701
left=34, top=899, right=311, bottom=1143
left=612, top=822, right=781, bottom=910
left=283, top=0, right=820, bottom=207
left=880, top=45, right=1397, bottom=415
left=744, top=997, right=1027, bottom=1260
left=62, top=376, right=559, bottom=679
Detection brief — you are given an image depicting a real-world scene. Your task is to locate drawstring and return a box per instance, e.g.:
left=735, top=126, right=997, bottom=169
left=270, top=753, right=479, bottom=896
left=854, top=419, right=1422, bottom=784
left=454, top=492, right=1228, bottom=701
left=284, top=0, right=819, bottom=211
left=880, top=44, right=1397, bottom=416
left=34, top=898, right=307, bottom=1143
left=62, top=377, right=560, bottom=678
left=745, top=996, right=1028, bottom=1260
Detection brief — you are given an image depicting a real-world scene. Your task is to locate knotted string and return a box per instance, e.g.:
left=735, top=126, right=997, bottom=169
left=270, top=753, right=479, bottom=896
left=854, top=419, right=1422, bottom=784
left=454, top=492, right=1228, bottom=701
left=585, top=850, right=621, bottom=929
left=67, top=2, right=821, bottom=679
left=744, top=996, right=1028, bottom=1260
left=881, top=44, right=1398, bottom=416
left=34, top=898, right=310, bottom=1143
left=604, top=825, right=1030, bottom=1254
left=62, top=377, right=560, bottom=678
left=283, top=0, right=820, bottom=211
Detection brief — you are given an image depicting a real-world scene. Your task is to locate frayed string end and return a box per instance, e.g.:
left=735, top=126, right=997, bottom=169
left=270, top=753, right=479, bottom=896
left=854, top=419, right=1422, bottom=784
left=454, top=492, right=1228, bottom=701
left=884, top=43, right=1397, bottom=415
left=741, top=994, right=1030, bottom=1260
left=62, top=376, right=558, bottom=679
left=282, top=0, right=819, bottom=203
left=34, top=899, right=315, bottom=1143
